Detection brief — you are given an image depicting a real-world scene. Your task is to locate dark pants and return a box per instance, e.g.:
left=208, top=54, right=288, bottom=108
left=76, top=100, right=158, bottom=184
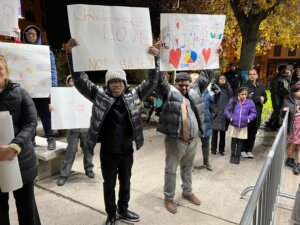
left=0, top=181, right=41, bottom=225
left=243, top=120, right=259, bottom=153
left=100, top=147, right=133, bottom=216
left=33, top=98, right=54, bottom=138
left=60, top=130, right=94, bottom=178
left=211, top=130, right=226, bottom=154
left=231, top=138, right=243, bottom=158
left=267, top=94, right=283, bottom=129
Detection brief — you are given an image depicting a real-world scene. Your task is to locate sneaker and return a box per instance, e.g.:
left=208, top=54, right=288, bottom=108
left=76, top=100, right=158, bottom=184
left=164, top=199, right=177, bottom=213
left=241, top=152, right=248, bottom=158
left=293, top=163, right=300, bottom=175
left=47, top=137, right=56, bottom=150
left=247, top=152, right=254, bottom=158
left=182, top=193, right=201, bottom=205
left=285, top=158, right=296, bottom=168
left=117, top=209, right=140, bottom=222
left=85, top=171, right=94, bottom=178
left=57, top=177, right=67, bottom=186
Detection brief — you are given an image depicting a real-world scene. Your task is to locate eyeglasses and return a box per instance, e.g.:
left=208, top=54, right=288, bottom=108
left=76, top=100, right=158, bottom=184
left=25, top=32, right=37, bottom=36
left=219, top=77, right=226, bottom=80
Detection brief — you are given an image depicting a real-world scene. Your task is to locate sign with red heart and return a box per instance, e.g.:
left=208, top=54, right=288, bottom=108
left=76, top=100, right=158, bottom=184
left=202, top=48, right=211, bottom=64
left=169, top=48, right=181, bottom=69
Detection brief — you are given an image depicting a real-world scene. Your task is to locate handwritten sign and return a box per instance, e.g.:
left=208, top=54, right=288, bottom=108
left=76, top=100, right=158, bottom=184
left=0, top=0, right=18, bottom=37
left=0, top=42, right=51, bottom=97
left=51, top=87, right=92, bottom=130
left=160, top=14, right=226, bottom=71
left=67, top=4, right=154, bottom=71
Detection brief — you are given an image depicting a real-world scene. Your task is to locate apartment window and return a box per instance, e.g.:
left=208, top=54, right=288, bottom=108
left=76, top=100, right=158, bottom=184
left=274, top=45, right=282, bottom=57
left=288, top=47, right=297, bottom=56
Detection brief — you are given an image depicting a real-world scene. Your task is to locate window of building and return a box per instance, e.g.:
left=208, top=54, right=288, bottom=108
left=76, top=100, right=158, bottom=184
left=274, top=45, right=282, bottom=57
left=288, top=47, right=297, bottom=56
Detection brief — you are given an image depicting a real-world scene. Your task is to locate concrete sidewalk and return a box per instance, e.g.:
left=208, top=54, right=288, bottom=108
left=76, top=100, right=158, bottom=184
left=9, top=126, right=298, bottom=225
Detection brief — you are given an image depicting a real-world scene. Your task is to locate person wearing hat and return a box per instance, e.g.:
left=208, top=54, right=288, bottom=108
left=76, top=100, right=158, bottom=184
left=65, top=38, right=160, bottom=225
left=56, top=75, right=94, bottom=186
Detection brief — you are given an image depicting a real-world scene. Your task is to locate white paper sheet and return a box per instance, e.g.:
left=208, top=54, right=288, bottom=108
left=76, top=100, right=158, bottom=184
left=51, top=87, right=92, bottom=129
left=0, top=0, right=19, bottom=37
left=160, top=14, right=226, bottom=71
left=0, top=111, right=23, bottom=192
left=67, top=4, right=154, bottom=71
left=0, top=42, right=51, bottom=98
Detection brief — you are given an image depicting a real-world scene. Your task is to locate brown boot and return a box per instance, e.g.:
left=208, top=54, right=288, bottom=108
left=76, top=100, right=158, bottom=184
left=182, top=193, right=201, bottom=205
left=164, top=199, right=177, bottom=213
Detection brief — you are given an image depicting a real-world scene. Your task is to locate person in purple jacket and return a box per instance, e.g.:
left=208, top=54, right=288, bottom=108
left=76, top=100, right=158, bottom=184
left=224, top=87, right=256, bottom=164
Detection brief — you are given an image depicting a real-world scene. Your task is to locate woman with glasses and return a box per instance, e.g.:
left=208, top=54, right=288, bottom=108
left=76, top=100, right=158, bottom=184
left=22, top=25, right=58, bottom=150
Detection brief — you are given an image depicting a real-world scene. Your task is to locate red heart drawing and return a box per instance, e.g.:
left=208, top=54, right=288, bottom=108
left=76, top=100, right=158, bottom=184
left=202, top=48, right=211, bottom=64
left=169, top=48, right=181, bottom=69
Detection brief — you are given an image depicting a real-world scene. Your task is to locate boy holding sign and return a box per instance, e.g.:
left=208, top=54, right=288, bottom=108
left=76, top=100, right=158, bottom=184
left=66, top=38, right=159, bottom=225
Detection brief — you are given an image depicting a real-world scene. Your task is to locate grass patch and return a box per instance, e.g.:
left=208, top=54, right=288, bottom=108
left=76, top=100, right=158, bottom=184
left=261, top=90, right=273, bottom=125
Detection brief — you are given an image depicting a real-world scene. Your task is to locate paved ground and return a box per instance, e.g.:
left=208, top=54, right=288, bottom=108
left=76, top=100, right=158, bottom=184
left=8, top=123, right=299, bottom=225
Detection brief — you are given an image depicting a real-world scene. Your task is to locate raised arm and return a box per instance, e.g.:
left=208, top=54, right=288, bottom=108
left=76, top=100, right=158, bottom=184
left=66, top=38, right=97, bottom=102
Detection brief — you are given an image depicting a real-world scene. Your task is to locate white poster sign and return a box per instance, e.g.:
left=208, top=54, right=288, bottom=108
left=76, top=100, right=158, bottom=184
left=0, top=0, right=19, bottom=37
left=160, top=14, right=226, bottom=71
left=67, top=4, right=154, bottom=71
left=0, top=111, right=23, bottom=193
left=0, top=42, right=51, bottom=98
left=51, top=87, right=92, bottom=130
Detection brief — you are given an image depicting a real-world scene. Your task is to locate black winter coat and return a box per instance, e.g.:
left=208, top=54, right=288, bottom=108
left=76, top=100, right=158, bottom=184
left=67, top=53, right=158, bottom=152
left=155, top=73, right=205, bottom=137
left=211, top=83, right=232, bottom=131
left=0, top=80, right=38, bottom=184
left=282, top=96, right=298, bottom=135
left=242, top=80, right=267, bottom=128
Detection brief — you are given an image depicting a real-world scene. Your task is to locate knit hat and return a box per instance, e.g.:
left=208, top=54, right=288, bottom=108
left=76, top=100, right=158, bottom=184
left=105, top=70, right=127, bottom=86
left=66, top=75, right=73, bottom=87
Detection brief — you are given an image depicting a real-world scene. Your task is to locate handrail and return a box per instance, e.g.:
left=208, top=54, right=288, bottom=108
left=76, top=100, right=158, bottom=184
left=239, top=113, right=294, bottom=225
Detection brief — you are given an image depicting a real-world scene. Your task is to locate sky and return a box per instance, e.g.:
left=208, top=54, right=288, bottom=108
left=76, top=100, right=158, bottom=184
left=45, top=0, right=128, bottom=49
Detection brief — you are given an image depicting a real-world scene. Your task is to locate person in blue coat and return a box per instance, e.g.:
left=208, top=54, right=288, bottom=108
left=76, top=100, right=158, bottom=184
left=22, top=25, right=58, bottom=150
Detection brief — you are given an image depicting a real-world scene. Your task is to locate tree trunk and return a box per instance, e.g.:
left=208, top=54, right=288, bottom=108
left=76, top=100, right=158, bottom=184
left=239, top=35, right=257, bottom=70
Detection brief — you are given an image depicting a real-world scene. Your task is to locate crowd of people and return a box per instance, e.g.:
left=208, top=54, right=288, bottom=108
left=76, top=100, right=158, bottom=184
left=0, top=24, right=299, bottom=225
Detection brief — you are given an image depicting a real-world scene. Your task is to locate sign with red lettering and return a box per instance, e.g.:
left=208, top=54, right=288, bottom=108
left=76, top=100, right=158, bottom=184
left=67, top=4, right=154, bottom=71
left=160, top=14, right=226, bottom=71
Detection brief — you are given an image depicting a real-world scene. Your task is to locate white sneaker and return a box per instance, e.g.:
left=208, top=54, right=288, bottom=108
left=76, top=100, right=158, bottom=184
left=241, top=152, right=248, bottom=158
left=247, top=152, right=254, bottom=158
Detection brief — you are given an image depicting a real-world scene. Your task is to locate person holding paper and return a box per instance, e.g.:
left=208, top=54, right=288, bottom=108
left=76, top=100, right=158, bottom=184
left=0, top=55, right=41, bottom=225
left=56, top=75, right=94, bottom=186
left=22, top=25, right=58, bottom=150
left=66, top=38, right=160, bottom=225
left=154, top=72, right=204, bottom=214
